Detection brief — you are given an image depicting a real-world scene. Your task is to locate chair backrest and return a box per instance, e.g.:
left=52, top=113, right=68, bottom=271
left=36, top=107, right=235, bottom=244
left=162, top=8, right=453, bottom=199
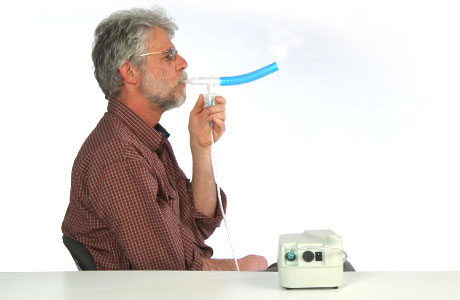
left=62, top=236, right=97, bottom=271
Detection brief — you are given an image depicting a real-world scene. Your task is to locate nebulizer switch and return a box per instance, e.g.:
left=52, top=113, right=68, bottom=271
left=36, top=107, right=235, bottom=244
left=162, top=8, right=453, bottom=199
left=315, top=251, right=323, bottom=261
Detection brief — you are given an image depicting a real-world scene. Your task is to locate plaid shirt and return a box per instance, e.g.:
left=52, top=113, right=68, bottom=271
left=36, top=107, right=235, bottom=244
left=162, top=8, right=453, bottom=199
left=62, top=99, right=226, bottom=270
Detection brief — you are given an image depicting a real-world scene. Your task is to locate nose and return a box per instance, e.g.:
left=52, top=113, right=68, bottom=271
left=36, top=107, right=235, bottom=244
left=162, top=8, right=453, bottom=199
left=176, top=53, right=188, bottom=71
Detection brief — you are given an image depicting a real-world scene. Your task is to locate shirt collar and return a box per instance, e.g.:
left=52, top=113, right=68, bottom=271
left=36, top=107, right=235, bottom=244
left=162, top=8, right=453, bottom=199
left=107, top=99, right=170, bottom=152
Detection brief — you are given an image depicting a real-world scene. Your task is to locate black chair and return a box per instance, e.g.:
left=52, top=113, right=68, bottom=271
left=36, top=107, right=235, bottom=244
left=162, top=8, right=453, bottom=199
left=62, top=236, right=97, bottom=270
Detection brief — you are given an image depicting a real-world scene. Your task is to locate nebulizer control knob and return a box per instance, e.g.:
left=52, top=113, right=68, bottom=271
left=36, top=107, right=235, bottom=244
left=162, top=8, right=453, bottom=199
left=285, top=249, right=296, bottom=261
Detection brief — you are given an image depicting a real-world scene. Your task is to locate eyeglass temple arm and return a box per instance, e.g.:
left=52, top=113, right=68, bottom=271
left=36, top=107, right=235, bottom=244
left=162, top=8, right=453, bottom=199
left=139, top=51, right=163, bottom=57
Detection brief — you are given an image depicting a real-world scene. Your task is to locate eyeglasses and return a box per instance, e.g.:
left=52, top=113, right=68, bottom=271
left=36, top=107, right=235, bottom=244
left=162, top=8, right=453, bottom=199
left=139, top=48, right=178, bottom=61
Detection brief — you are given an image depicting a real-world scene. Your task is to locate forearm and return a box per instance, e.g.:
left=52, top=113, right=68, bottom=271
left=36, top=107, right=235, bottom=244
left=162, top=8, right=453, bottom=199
left=191, top=145, right=217, bottom=217
left=201, top=257, right=238, bottom=271
left=202, top=255, right=269, bottom=271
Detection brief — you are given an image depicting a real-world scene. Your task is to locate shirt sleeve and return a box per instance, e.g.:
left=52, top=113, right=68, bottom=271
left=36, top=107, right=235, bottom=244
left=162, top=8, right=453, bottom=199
left=186, top=180, right=227, bottom=242
left=90, top=157, right=203, bottom=270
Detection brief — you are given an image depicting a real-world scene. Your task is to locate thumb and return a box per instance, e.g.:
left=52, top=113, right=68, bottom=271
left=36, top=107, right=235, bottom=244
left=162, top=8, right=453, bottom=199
left=191, top=94, right=205, bottom=114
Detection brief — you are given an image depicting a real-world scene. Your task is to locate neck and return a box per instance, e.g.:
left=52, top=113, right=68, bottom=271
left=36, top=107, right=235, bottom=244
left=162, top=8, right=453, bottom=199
left=117, top=93, right=163, bottom=127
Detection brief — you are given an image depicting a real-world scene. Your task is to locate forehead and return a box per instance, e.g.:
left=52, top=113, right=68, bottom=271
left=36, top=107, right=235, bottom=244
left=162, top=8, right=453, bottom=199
left=145, top=26, right=174, bottom=50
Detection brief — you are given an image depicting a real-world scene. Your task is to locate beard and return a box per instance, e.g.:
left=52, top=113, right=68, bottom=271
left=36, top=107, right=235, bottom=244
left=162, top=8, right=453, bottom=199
left=140, top=68, right=187, bottom=111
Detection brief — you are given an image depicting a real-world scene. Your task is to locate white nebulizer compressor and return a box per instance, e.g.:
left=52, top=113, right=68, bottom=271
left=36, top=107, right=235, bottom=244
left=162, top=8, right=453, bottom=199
left=278, top=230, right=347, bottom=289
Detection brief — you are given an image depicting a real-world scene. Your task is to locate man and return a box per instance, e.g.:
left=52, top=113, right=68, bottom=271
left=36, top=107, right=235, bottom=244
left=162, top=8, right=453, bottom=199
left=62, top=7, right=268, bottom=271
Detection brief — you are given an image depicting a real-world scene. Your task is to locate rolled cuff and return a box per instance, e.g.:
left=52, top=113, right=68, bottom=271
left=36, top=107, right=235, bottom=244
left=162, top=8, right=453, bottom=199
left=187, top=183, right=227, bottom=240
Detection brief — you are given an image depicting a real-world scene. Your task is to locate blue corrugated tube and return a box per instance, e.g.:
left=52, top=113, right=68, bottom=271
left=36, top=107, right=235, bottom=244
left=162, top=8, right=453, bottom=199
left=184, top=62, right=279, bottom=86
left=220, top=62, right=279, bottom=86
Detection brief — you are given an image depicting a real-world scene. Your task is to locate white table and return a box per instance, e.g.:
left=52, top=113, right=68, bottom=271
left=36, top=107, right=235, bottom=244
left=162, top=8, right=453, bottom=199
left=1, top=271, right=459, bottom=299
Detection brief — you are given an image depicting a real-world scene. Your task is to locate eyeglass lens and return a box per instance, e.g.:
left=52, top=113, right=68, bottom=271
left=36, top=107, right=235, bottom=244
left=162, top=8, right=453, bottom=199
left=166, top=48, right=177, bottom=60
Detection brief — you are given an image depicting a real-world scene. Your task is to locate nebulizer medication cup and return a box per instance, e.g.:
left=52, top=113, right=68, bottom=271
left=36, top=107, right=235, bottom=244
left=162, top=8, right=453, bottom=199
left=185, top=62, right=279, bottom=271
left=205, top=82, right=217, bottom=108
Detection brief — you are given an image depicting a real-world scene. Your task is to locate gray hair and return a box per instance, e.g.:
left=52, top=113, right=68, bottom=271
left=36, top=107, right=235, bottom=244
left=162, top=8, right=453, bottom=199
left=92, top=7, right=178, bottom=100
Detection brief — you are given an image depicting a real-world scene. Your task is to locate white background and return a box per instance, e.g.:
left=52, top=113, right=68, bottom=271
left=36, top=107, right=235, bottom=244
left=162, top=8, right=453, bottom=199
left=0, top=0, right=459, bottom=271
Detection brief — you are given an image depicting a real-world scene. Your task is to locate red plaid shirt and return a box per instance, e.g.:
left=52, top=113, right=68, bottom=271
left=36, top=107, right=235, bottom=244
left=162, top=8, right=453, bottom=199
left=62, top=99, right=226, bottom=270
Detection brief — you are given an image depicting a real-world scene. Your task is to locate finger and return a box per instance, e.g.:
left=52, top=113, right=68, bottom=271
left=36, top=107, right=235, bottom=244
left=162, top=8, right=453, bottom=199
left=211, top=118, right=226, bottom=134
left=205, top=103, right=226, bottom=115
left=206, top=112, right=226, bottom=122
left=214, top=96, right=226, bottom=105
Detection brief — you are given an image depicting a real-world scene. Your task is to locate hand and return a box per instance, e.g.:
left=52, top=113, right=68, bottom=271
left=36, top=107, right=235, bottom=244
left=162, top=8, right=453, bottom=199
left=189, top=94, right=226, bottom=151
left=237, top=255, right=268, bottom=271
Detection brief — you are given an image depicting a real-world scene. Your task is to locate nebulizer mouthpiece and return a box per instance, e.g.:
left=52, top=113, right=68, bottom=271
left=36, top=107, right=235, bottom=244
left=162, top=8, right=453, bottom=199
left=184, top=62, right=279, bottom=107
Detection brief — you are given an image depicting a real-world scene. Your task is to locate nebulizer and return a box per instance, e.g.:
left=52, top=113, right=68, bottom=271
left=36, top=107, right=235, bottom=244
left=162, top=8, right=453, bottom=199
left=185, top=62, right=279, bottom=271
left=186, top=62, right=279, bottom=107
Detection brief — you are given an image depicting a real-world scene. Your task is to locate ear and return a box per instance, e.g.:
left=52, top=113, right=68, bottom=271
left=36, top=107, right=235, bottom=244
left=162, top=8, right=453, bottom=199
left=119, top=61, right=140, bottom=84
